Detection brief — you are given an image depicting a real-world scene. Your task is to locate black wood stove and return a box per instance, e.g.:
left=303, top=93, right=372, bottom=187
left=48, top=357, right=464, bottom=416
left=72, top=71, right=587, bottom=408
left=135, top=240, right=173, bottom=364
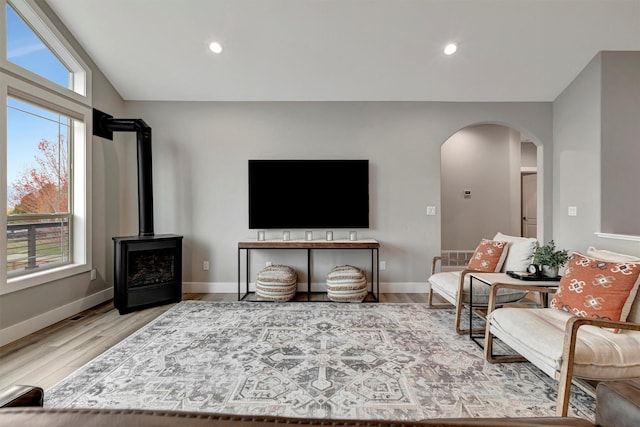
left=94, top=109, right=183, bottom=314
left=112, top=234, right=182, bottom=314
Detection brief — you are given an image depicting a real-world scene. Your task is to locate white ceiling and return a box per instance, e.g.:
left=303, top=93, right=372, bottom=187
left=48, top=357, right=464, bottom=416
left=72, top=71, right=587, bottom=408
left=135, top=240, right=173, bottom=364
left=45, top=0, right=640, bottom=102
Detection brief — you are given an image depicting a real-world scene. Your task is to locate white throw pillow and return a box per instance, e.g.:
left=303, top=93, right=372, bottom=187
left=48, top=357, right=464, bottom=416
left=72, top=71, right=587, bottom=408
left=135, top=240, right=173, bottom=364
left=493, top=232, right=538, bottom=272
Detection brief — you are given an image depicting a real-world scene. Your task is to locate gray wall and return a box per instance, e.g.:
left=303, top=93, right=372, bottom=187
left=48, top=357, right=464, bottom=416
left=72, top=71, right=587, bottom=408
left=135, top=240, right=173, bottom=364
left=601, top=52, right=640, bottom=236
left=553, top=51, right=640, bottom=256
left=440, top=124, right=523, bottom=250
left=122, top=101, right=552, bottom=289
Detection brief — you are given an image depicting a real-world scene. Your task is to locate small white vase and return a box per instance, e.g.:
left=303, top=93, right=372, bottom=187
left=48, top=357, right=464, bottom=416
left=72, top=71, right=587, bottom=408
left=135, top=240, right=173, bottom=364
left=542, top=265, right=559, bottom=278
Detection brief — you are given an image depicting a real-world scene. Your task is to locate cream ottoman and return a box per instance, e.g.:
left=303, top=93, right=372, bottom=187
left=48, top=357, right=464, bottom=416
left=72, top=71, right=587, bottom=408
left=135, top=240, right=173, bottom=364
left=327, top=265, right=368, bottom=302
left=255, top=265, right=297, bottom=301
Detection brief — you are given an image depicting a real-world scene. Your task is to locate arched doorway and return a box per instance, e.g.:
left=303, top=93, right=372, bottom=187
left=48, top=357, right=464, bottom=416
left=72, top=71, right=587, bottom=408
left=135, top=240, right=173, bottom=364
left=440, top=124, right=539, bottom=255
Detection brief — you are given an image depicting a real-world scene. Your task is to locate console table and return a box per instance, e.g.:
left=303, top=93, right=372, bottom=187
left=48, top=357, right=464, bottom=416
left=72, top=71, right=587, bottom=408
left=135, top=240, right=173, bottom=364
left=237, top=239, right=380, bottom=302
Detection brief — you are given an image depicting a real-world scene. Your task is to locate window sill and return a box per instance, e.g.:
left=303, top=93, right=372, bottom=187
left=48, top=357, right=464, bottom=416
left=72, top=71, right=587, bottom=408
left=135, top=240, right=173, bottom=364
left=594, top=232, right=640, bottom=242
left=1, top=263, right=91, bottom=296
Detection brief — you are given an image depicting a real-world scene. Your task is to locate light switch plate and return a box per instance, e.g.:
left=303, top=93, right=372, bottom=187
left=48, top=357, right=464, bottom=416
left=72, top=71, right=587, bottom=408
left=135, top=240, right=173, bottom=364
left=568, top=206, right=577, bottom=216
left=427, top=206, right=437, bottom=216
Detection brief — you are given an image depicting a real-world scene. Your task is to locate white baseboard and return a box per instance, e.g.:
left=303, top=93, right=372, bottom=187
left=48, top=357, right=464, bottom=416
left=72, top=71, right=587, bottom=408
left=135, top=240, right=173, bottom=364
left=183, top=282, right=240, bottom=294
left=0, top=287, right=114, bottom=347
left=183, top=282, right=427, bottom=294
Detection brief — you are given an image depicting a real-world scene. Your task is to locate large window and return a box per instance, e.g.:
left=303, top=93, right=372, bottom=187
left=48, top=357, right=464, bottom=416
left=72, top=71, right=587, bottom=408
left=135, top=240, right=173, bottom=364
left=1, top=0, right=91, bottom=291
left=4, top=0, right=87, bottom=97
left=7, top=97, right=71, bottom=275
left=5, top=3, right=71, bottom=89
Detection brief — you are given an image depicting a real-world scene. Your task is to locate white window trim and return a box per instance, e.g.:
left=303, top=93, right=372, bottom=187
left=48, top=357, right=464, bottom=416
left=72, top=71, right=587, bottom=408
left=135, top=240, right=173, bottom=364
left=1, top=0, right=92, bottom=106
left=1, top=64, right=92, bottom=296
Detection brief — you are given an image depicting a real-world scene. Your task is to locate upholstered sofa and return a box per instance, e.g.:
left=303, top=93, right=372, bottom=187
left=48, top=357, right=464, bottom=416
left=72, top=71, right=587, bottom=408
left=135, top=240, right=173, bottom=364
left=2, top=381, right=640, bottom=426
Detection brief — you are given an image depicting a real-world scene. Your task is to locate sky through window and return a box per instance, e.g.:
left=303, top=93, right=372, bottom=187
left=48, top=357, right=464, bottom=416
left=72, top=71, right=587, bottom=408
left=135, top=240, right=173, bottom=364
left=5, top=3, right=73, bottom=202
left=6, top=3, right=70, bottom=88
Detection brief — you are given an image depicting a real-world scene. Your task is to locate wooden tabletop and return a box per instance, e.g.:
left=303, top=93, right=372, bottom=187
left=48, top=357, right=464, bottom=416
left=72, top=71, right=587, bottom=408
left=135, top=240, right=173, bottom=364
left=238, top=239, right=379, bottom=249
left=469, top=272, right=560, bottom=287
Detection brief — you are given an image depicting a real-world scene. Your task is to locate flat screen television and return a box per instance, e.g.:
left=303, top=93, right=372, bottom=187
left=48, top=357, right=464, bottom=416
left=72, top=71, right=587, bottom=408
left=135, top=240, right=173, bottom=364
left=249, top=160, right=369, bottom=229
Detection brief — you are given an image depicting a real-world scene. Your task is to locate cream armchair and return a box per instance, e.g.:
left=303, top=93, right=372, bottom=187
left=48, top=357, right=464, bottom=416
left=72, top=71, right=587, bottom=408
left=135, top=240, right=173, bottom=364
left=427, top=233, right=538, bottom=334
left=484, top=247, right=640, bottom=417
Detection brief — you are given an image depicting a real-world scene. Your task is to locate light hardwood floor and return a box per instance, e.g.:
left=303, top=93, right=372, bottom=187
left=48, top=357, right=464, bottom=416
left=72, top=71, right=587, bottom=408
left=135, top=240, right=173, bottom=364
left=0, top=293, right=433, bottom=391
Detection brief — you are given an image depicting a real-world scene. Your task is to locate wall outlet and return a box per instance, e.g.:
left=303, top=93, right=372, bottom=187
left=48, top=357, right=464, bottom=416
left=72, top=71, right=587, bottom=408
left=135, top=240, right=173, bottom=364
left=203, top=260, right=210, bottom=271
left=90, top=269, right=97, bottom=280
left=380, top=261, right=386, bottom=270
left=266, top=261, right=272, bottom=267
left=568, top=206, right=577, bottom=216
left=426, top=206, right=437, bottom=216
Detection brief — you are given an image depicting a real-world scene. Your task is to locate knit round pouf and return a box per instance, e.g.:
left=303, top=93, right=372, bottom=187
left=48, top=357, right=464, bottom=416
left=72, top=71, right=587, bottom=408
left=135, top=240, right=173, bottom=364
left=326, top=265, right=368, bottom=302
left=256, top=265, right=297, bottom=301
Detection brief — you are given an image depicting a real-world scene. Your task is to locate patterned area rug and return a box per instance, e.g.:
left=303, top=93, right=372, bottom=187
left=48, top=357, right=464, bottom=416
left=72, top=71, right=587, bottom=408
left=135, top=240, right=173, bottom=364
left=46, top=301, right=595, bottom=420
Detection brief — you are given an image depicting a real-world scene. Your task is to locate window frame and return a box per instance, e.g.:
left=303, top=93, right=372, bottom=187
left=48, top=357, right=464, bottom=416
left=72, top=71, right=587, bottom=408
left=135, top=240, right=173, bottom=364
left=3, top=0, right=92, bottom=103
left=1, top=0, right=92, bottom=295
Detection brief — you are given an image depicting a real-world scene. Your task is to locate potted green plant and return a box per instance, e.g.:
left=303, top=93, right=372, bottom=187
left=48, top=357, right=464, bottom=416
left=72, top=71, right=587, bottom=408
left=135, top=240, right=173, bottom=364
left=532, top=240, right=570, bottom=277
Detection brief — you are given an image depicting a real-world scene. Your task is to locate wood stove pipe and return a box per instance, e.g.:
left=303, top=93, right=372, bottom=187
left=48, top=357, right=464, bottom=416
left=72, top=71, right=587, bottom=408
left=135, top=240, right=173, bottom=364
left=93, top=109, right=154, bottom=236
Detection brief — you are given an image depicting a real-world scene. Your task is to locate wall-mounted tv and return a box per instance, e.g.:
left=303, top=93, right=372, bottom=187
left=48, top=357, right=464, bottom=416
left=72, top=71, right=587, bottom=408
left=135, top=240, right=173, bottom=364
left=249, top=160, right=369, bottom=229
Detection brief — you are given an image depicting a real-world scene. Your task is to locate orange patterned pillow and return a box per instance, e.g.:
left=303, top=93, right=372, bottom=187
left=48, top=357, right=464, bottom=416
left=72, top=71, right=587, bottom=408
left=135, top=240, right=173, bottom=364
left=550, top=252, right=640, bottom=327
left=467, top=239, right=509, bottom=272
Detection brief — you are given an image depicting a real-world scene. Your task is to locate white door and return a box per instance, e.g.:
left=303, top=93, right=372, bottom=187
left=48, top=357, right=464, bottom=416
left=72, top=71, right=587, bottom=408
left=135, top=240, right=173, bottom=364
left=521, top=173, right=537, bottom=238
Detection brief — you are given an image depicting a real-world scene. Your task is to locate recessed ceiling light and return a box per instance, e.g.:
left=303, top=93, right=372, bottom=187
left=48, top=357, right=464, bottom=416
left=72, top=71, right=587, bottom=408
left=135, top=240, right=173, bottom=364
left=209, top=41, right=223, bottom=54
left=444, top=43, right=457, bottom=55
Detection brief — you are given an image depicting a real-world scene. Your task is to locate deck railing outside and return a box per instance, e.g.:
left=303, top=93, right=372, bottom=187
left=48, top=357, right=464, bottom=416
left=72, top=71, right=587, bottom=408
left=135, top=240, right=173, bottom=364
left=7, top=215, right=70, bottom=274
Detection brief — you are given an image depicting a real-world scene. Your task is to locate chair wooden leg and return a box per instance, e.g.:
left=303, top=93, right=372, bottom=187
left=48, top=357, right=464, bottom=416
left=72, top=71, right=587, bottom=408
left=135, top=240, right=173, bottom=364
left=483, top=329, right=527, bottom=363
left=484, top=325, right=495, bottom=359
left=556, top=376, right=572, bottom=416
left=484, top=288, right=498, bottom=358
left=428, top=285, right=434, bottom=307
left=453, top=302, right=485, bottom=335
left=427, top=286, right=454, bottom=309
left=428, top=257, right=441, bottom=309
left=556, top=318, right=581, bottom=417
left=454, top=298, right=464, bottom=334
left=556, top=353, right=575, bottom=416
left=483, top=287, right=527, bottom=363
